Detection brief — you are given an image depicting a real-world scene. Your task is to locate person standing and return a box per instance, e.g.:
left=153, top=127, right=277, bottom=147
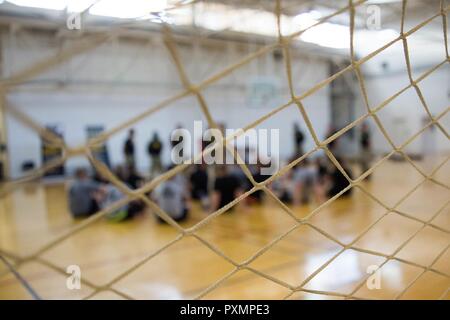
left=124, top=129, right=136, bottom=168
left=148, top=132, right=163, bottom=177
left=293, top=123, right=305, bottom=157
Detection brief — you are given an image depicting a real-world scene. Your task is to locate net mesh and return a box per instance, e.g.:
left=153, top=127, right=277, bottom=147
left=0, top=0, right=449, bottom=300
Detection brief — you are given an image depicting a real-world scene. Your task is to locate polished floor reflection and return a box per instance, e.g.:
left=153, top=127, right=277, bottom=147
left=0, top=158, right=448, bottom=300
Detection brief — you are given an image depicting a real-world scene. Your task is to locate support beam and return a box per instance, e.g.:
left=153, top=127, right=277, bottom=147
left=0, top=30, right=8, bottom=180
left=0, top=91, right=8, bottom=181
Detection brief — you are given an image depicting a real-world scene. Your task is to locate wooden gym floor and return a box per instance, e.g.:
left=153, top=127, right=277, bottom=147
left=0, top=157, right=449, bottom=300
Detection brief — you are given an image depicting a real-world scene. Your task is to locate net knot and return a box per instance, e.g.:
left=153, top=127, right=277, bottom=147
left=66, top=146, right=87, bottom=157
left=182, top=229, right=193, bottom=236
left=187, top=84, right=199, bottom=93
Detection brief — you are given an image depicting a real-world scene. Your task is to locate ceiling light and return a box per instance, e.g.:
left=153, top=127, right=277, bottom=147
left=6, top=0, right=67, bottom=10
left=89, top=0, right=168, bottom=19
left=301, top=23, right=350, bottom=49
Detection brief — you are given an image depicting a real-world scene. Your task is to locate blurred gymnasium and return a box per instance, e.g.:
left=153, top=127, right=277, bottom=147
left=0, top=0, right=449, bottom=300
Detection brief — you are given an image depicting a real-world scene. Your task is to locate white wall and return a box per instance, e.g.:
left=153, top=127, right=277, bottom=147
left=357, top=37, right=449, bottom=156
left=3, top=30, right=332, bottom=178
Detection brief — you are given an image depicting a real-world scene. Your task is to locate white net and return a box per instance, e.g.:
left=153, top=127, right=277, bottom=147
left=0, top=0, right=449, bottom=300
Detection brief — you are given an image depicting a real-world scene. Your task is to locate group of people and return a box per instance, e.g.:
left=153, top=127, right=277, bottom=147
left=124, top=129, right=164, bottom=178
left=67, top=122, right=372, bottom=223
left=68, top=167, right=146, bottom=222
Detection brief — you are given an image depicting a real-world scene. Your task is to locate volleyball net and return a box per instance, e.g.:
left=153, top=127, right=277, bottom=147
left=0, top=0, right=449, bottom=300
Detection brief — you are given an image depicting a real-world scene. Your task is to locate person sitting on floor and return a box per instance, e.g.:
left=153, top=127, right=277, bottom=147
left=246, top=161, right=270, bottom=204
left=211, top=165, right=242, bottom=212
left=153, top=169, right=190, bottom=223
left=269, top=171, right=293, bottom=204
left=189, top=164, right=209, bottom=210
left=68, top=168, right=100, bottom=218
left=124, top=164, right=144, bottom=190
left=113, top=165, right=126, bottom=182
left=327, top=157, right=353, bottom=198
left=93, top=183, right=145, bottom=222
left=292, top=159, right=326, bottom=205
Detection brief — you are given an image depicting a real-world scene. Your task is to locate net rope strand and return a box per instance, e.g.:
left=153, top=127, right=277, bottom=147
left=0, top=0, right=449, bottom=300
left=1, top=33, right=448, bottom=304
left=400, top=1, right=449, bottom=139
left=439, top=287, right=450, bottom=300
left=0, top=255, right=41, bottom=300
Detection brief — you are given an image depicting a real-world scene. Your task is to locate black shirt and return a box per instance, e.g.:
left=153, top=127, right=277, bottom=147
left=295, top=129, right=304, bottom=145
left=124, top=138, right=134, bottom=156
left=148, top=140, right=162, bottom=156
left=328, top=167, right=352, bottom=198
left=249, top=170, right=267, bottom=201
left=190, top=169, right=208, bottom=199
left=361, top=131, right=370, bottom=150
left=214, top=175, right=240, bottom=209
left=318, top=163, right=327, bottom=180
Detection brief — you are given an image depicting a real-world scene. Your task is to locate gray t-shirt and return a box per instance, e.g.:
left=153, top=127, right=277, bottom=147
left=69, top=180, right=99, bottom=216
left=154, top=180, right=186, bottom=219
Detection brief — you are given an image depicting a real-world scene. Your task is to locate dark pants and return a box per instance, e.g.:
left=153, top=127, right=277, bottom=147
left=127, top=201, right=145, bottom=218
left=72, top=199, right=99, bottom=219
left=157, top=208, right=188, bottom=224
left=192, top=188, right=207, bottom=200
